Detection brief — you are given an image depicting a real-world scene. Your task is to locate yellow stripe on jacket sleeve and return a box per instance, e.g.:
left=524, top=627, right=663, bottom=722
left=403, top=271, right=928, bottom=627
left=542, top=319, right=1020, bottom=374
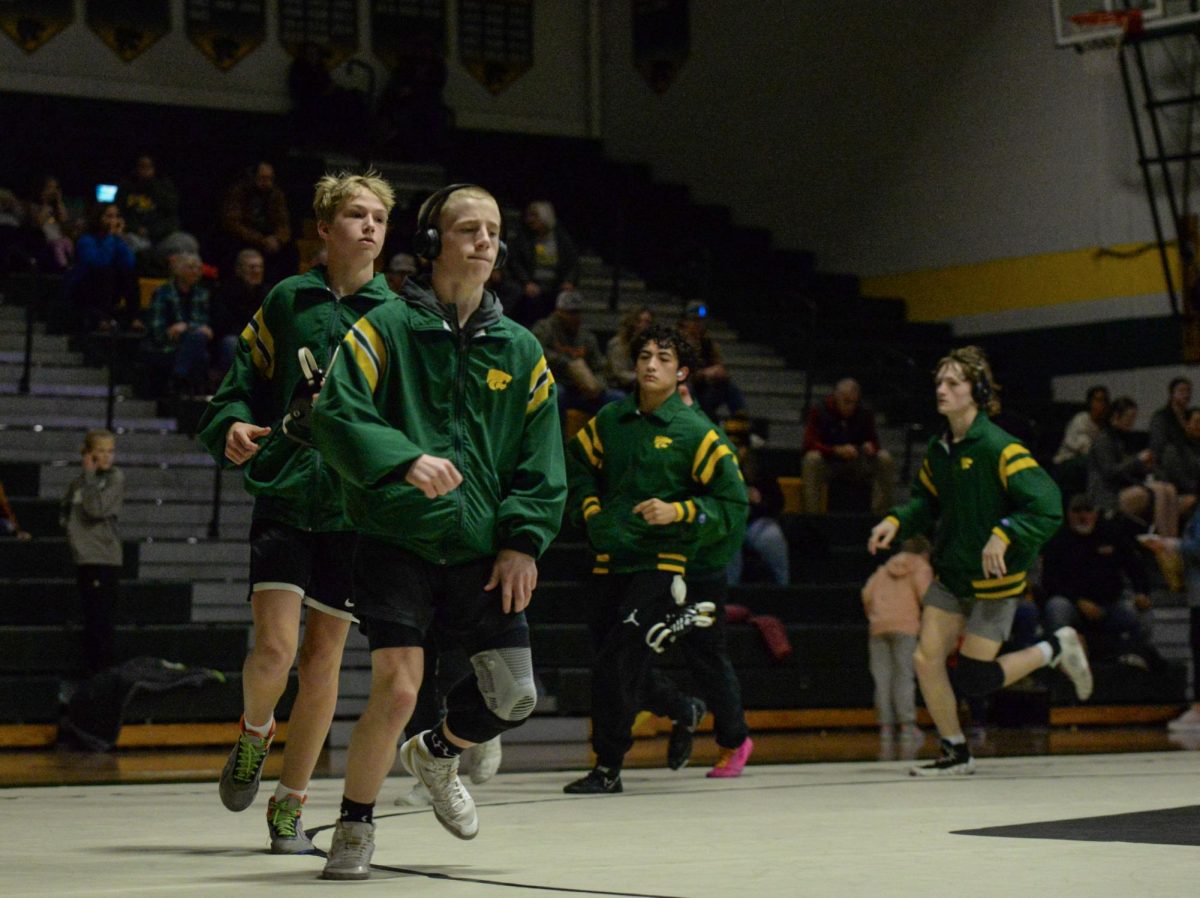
left=918, top=459, right=938, bottom=497
left=346, top=318, right=386, bottom=394
left=527, top=355, right=554, bottom=413
left=242, top=309, right=275, bottom=378
left=576, top=424, right=602, bottom=469
left=1002, top=457, right=1039, bottom=487
left=582, top=496, right=601, bottom=520
left=697, top=443, right=734, bottom=485
left=998, top=443, right=1034, bottom=489
left=691, top=430, right=720, bottom=480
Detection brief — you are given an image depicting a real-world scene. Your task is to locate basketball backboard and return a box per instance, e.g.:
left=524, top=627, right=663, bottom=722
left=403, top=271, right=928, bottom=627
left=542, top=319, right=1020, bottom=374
left=1051, top=0, right=1200, bottom=48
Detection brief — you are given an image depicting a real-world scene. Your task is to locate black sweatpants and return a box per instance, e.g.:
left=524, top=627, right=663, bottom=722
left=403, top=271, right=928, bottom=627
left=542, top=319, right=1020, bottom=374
left=77, top=564, right=120, bottom=676
left=638, top=572, right=749, bottom=750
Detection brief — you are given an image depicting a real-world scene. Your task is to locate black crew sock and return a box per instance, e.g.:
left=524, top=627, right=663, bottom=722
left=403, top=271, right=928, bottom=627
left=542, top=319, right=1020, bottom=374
left=339, top=797, right=374, bottom=824
left=423, top=727, right=464, bottom=759
left=1044, top=631, right=1062, bottom=661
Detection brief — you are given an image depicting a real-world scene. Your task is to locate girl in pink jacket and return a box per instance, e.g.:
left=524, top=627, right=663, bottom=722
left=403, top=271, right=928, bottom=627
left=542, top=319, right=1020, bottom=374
left=862, top=537, right=932, bottom=741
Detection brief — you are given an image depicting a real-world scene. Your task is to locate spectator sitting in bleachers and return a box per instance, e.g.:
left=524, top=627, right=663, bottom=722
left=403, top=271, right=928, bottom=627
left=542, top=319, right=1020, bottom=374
left=723, top=423, right=789, bottom=586
left=116, top=154, right=196, bottom=271
left=146, top=252, right=212, bottom=396
left=606, top=306, right=653, bottom=393
left=1088, top=396, right=1181, bottom=537
left=507, top=200, right=581, bottom=327
left=801, top=377, right=895, bottom=515
left=65, top=203, right=140, bottom=334
left=1042, top=493, right=1162, bottom=671
left=532, top=290, right=623, bottom=437
left=220, top=162, right=296, bottom=286
left=1160, top=405, right=1200, bottom=523
left=210, top=248, right=267, bottom=382
left=0, top=187, right=24, bottom=269
left=0, top=479, right=32, bottom=541
left=25, top=175, right=74, bottom=271
left=385, top=252, right=417, bottom=295
left=1149, top=377, right=1192, bottom=462
left=678, top=300, right=746, bottom=420
left=1053, top=385, right=1109, bottom=497
left=1141, top=510, right=1200, bottom=732
left=861, top=535, right=930, bottom=743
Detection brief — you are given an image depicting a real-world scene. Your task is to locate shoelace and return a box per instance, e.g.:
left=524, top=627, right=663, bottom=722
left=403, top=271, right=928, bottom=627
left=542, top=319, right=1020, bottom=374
left=336, top=826, right=372, bottom=860
left=234, top=733, right=269, bottom=783
left=713, top=748, right=734, bottom=768
left=269, top=799, right=302, bottom=838
left=428, top=759, right=470, bottom=814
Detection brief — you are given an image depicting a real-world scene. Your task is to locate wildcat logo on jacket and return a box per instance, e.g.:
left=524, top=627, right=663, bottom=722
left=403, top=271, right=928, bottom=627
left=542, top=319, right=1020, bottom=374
left=486, top=368, right=513, bottom=391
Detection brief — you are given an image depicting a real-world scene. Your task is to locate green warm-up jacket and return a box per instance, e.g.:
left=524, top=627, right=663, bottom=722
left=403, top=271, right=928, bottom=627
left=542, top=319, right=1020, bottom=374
left=310, top=278, right=566, bottom=564
left=196, top=266, right=396, bottom=531
left=886, top=412, right=1062, bottom=600
left=567, top=392, right=749, bottom=576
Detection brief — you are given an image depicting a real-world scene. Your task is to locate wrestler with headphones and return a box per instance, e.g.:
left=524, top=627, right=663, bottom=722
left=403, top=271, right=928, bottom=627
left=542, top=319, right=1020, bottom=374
left=868, top=346, right=1092, bottom=776
left=310, top=184, right=566, bottom=879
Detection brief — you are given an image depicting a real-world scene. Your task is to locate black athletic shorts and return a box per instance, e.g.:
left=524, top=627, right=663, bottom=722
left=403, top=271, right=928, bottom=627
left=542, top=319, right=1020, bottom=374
left=352, top=534, right=529, bottom=653
left=248, top=519, right=357, bottom=621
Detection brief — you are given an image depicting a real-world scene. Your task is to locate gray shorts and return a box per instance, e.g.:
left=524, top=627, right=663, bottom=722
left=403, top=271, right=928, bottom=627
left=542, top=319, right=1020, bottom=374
left=923, top=579, right=1018, bottom=643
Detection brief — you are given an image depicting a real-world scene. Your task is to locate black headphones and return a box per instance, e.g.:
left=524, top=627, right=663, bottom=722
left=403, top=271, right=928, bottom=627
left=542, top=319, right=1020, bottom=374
left=411, top=183, right=507, bottom=270
left=970, top=365, right=993, bottom=408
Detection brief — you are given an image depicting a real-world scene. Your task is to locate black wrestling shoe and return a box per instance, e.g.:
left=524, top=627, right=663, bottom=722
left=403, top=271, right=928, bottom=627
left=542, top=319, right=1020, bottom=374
left=563, top=767, right=623, bottom=794
left=667, top=696, right=707, bottom=770
left=910, top=739, right=975, bottom=777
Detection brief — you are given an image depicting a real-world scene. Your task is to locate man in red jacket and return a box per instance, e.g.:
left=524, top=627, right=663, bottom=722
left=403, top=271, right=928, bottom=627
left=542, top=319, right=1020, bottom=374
left=802, top=378, right=895, bottom=514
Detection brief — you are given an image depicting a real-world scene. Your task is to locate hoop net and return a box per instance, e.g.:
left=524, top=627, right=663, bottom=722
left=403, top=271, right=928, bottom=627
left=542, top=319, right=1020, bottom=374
left=1067, top=8, right=1144, bottom=52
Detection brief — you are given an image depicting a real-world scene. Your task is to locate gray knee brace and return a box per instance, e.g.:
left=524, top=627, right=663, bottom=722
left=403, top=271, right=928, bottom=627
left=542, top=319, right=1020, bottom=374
left=470, top=647, right=537, bottom=722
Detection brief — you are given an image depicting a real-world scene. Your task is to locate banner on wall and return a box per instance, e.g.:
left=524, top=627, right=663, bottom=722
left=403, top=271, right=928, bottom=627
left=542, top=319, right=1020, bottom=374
left=0, top=0, right=73, bottom=54
left=86, top=0, right=171, bottom=63
left=632, top=0, right=689, bottom=94
left=371, top=0, right=445, bottom=69
left=185, top=0, right=266, bottom=72
left=279, top=0, right=359, bottom=69
left=458, top=0, right=533, bottom=95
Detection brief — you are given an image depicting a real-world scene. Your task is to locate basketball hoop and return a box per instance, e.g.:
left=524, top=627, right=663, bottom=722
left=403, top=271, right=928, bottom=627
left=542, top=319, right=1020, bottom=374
left=1067, top=8, right=1144, bottom=53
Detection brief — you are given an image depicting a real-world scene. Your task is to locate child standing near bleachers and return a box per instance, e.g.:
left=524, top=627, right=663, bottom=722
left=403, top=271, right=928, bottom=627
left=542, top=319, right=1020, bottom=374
left=60, top=429, right=124, bottom=677
left=861, top=536, right=930, bottom=743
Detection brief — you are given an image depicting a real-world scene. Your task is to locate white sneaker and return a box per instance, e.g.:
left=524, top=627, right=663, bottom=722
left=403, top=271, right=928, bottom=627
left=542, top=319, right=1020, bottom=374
left=1053, top=626, right=1093, bottom=702
left=1168, top=707, right=1200, bottom=732
left=465, top=736, right=502, bottom=784
left=398, top=733, right=479, bottom=840
left=393, top=782, right=432, bottom=807
left=321, top=820, right=375, bottom=881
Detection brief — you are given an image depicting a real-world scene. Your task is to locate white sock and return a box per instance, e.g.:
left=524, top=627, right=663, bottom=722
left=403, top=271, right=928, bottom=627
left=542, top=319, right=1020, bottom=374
left=274, top=782, right=306, bottom=802
left=944, top=733, right=966, bottom=746
left=243, top=715, right=274, bottom=738
left=1035, top=641, right=1054, bottom=666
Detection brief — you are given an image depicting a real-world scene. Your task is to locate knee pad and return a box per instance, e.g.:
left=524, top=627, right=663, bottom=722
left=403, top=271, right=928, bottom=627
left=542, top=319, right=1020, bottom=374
left=953, top=656, right=1004, bottom=698
left=470, top=647, right=536, bottom=722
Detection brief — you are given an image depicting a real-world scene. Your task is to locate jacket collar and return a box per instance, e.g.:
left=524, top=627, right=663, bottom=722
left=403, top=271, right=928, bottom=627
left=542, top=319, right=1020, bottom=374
left=939, top=411, right=990, bottom=452
left=401, top=276, right=507, bottom=338
left=304, top=266, right=394, bottom=304
left=617, top=390, right=688, bottom=424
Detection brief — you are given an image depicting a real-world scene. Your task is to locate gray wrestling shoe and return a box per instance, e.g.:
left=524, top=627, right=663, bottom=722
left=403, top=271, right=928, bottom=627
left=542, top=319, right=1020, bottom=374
left=321, top=820, right=375, bottom=880
left=399, top=732, right=479, bottom=840
left=218, top=720, right=274, bottom=811
left=266, top=794, right=315, bottom=854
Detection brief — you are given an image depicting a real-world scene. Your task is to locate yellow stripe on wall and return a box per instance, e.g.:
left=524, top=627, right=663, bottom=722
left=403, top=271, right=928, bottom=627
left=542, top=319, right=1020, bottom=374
left=861, top=243, right=1182, bottom=322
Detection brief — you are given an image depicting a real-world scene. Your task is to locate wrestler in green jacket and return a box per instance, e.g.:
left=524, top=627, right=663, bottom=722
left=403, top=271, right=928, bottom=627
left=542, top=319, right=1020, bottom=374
left=196, top=266, right=396, bottom=531
left=885, top=412, right=1062, bottom=600
left=567, top=392, right=748, bottom=576
left=309, top=278, right=566, bottom=564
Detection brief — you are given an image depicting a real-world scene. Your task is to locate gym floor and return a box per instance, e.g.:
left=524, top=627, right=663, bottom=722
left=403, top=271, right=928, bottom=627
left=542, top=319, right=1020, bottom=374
left=2, top=729, right=1196, bottom=896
